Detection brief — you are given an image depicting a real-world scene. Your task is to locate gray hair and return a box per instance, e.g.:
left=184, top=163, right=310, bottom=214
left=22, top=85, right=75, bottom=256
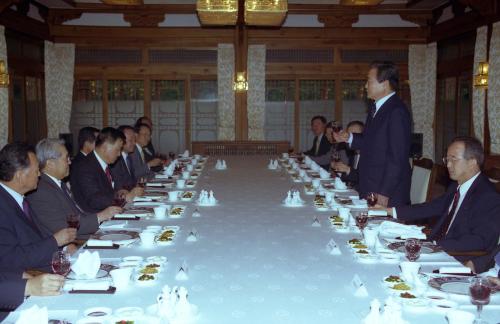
left=36, top=138, right=65, bottom=170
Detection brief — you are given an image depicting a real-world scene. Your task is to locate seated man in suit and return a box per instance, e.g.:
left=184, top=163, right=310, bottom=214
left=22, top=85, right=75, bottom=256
left=110, top=126, right=138, bottom=190
left=71, top=127, right=142, bottom=213
left=72, top=126, right=99, bottom=168
left=0, top=143, right=76, bottom=272
left=380, top=137, right=500, bottom=261
left=309, top=121, right=349, bottom=171
left=27, top=139, right=120, bottom=240
left=130, top=123, right=163, bottom=179
left=464, top=244, right=500, bottom=274
left=332, top=120, right=364, bottom=189
left=303, top=116, right=331, bottom=165
left=0, top=272, right=64, bottom=321
left=135, top=116, right=155, bottom=158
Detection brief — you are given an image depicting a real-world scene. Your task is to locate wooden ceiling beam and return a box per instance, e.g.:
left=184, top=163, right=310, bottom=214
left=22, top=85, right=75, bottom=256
left=0, top=0, right=20, bottom=14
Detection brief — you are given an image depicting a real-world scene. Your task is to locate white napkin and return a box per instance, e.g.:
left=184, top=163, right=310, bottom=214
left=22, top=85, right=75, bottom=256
left=326, top=239, right=342, bottom=255
left=15, top=305, right=48, bottom=324
left=182, top=150, right=189, bottom=158
left=312, top=217, right=321, bottom=227
left=352, top=274, right=369, bottom=297
left=363, top=299, right=382, bottom=324
left=86, top=239, right=113, bottom=247
left=133, top=201, right=161, bottom=207
left=114, top=213, right=143, bottom=218
left=334, top=177, right=347, bottom=190
left=381, top=297, right=408, bottom=324
left=378, top=221, right=426, bottom=240
left=146, top=183, right=164, bottom=187
left=133, top=196, right=153, bottom=202
left=99, top=220, right=127, bottom=229
left=319, top=169, right=330, bottom=179
left=155, top=174, right=170, bottom=179
left=175, top=269, right=189, bottom=281
left=71, top=251, right=101, bottom=279
left=368, top=210, right=387, bottom=217
left=439, top=266, right=472, bottom=274
left=66, top=279, right=110, bottom=291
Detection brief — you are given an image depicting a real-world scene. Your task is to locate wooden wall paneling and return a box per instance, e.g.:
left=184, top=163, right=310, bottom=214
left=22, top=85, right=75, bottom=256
left=185, top=76, right=191, bottom=151
left=0, top=9, right=50, bottom=40
left=144, top=77, right=151, bottom=119
left=294, top=78, right=300, bottom=152
left=74, top=65, right=218, bottom=78
left=335, top=76, right=342, bottom=123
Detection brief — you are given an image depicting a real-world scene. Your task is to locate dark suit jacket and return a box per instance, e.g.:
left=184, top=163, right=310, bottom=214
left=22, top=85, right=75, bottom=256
left=0, top=185, right=58, bottom=273
left=129, top=146, right=152, bottom=179
left=27, top=173, right=99, bottom=239
left=351, top=94, right=411, bottom=207
left=144, top=142, right=156, bottom=159
left=110, top=155, right=136, bottom=191
left=341, top=147, right=360, bottom=190
left=396, top=174, right=500, bottom=261
left=470, top=244, right=500, bottom=274
left=0, top=272, right=26, bottom=321
left=304, top=134, right=331, bottom=157
left=70, top=152, right=115, bottom=213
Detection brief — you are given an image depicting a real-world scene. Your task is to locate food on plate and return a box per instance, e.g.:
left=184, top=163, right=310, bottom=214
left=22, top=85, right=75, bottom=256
left=392, top=283, right=411, bottom=291
left=182, top=192, right=193, bottom=199
left=356, top=249, right=369, bottom=254
left=353, top=244, right=368, bottom=249
left=170, top=207, right=183, bottom=215
left=385, top=275, right=404, bottom=283
left=145, top=263, right=160, bottom=268
left=140, top=267, right=158, bottom=274
left=400, top=292, right=416, bottom=299
left=138, top=274, right=155, bottom=281
left=348, top=238, right=361, bottom=245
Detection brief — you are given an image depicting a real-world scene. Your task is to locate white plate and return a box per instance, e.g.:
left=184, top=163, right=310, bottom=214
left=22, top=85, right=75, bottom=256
left=115, top=307, right=144, bottom=317
left=146, top=256, right=167, bottom=264
left=123, top=256, right=143, bottom=262
left=83, top=307, right=112, bottom=318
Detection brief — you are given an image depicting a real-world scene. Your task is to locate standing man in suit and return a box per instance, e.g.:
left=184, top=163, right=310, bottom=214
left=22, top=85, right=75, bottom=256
left=130, top=123, right=162, bottom=179
left=27, top=139, right=120, bottom=240
left=111, top=125, right=138, bottom=190
left=0, top=143, right=76, bottom=272
left=135, top=116, right=155, bottom=158
left=71, top=127, right=142, bottom=213
left=0, top=272, right=65, bottom=321
left=380, top=137, right=500, bottom=260
left=335, top=61, right=411, bottom=207
left=304, top=116, right=331, bottom=156
left=72, top=126, right=99, bottom=168
left=332, top=121, right=364, bottom=189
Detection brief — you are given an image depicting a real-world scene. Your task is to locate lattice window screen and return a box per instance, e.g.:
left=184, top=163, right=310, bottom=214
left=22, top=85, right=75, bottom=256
left=75, top=48, right=142, bottom=64
left=266, top=49, right=334, bottom=63
left=341, top=49, right=408, bottom=63
left=149, top=49, right=217, bottom=64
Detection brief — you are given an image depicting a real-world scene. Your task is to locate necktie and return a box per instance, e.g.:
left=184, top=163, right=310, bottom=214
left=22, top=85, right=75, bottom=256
left=22, top=198, right=33, bottom=223
left=105, top=166, right=113, bottom=185
left=61, top=182, right=85, bottom=213
left=434, top=186, right=461, bottom=241
left=315, top=137, right=320, bottom=155
left=139, top=148, right=145, bottom=164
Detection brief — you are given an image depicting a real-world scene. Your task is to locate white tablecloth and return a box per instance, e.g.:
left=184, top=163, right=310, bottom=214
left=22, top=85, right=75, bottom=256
left=5, top=157, right=500, bottom=323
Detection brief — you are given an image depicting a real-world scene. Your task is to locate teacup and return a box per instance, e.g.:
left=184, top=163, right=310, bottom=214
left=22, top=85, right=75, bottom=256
left=312, top=179, right=321, bottom=188
left=139, top=232, right=156, bottom=248
left=176, top=179, right=186, bottom=189
left=153, top=206, right=167, bottom=219
left=182, top=171, right=190, bottom=180
left=168, top=191, right=179, bottom=202
left=186, top=164, right=194, bottom=172
left=338, top=207, right=350, bottom=219
left=110, top=268, right=133, bottom=291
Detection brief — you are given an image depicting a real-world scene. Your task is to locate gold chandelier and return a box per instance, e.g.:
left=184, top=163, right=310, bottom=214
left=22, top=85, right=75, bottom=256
left=196, top=0, right=288, bottom=26
left=196, top=0, right=238, bottom=26
left=245, top=0, right=288, bottom=26
left=0, top=60, right=8, bottom=88
left=101, top=0, right=143, bottom=4
left=473, top=61, right=488, bottom=89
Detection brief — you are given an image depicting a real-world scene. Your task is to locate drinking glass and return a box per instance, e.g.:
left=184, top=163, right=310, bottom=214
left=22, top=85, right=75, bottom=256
left=51, top=251, right=71, bottom=276
left=168, top=152, right=176, bottom=160
left=137, top=177, right=147, bottom=188
left=404, top=238, right=422, bottom=261
left=112, top=192, right=126, bottom=207
left=355, top=212, right=368, bottom=238
left=366, top=192, right=378, bottom=207
left=66, top=213, right=80, bottom=230
left=469, top=277, right=491, bottom=324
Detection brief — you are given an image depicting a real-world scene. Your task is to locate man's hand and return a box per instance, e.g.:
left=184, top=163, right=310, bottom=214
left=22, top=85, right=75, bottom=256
left=25, top=274, right=64, bottom=297
left=376, top=193, right=389, bottom=207
left=333, top=130, right=349, bottom=143
left=147, top=158, right=162, bottom=168
left=124, top=186, right=144, bottom=203
left=53, top=228, right=77, bottom=246
left=332, top=161, right=350, bottom=174
left=97, top=206, right=122, bottom=222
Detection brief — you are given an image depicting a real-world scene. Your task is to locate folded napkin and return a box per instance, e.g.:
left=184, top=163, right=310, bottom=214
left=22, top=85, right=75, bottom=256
left=66, top=279, right=111, bottom=291
left=99, top=220, right=127, bottom=229
left=439, top=266, right=472, bottom=274
left=334, top=178, right=347, bottom=190
left=133, top=196, right=153, bottom=202
left=378, top=221, right=426, bottom=240
left=86, top=239, right=113, bottom=247
left=15, top=305, right=48, bottom=324
left=146, top=183, right=164, bottom=187
left=133, top=201, right=161, bottom=207
left=319, top=169, right=330, bottom=179
left=71, top=251, right=101, bottom=279
left=155, top=174, right=170, bottom=179
left=182, top=150, right=189, bottom=158
left=113, top=213, right=141, bottom=219
left=368, top=210, right=388, bottom=217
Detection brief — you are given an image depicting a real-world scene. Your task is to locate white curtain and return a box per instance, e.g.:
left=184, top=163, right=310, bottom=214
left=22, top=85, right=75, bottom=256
left=408, top=42, right=437, bottom=160
left=217, top=44, right=235, bottom=141
left=247, top=45, right=266, bottom=140
left=0, top=26, right=8, bottom=148
left=487, top=22, right=500, bottom=154
left=44, top=41, right=75, bottom=138
left=472, top=26, right=488, bottom=145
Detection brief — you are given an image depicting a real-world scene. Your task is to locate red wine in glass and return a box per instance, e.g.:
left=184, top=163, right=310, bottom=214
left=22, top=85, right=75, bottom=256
left=51, top=251, right=71, bottom=276
left=355, top=213, right=368, bottom=232
left=137, top=177, right=146, bottom=188
left=404, top=238, right=422, bottom=261
left=469, top=277, right=491, bottom=323
left=66, top=214, right=80, bottom=230
left=332, top=126, right=342, bottom=133
left=366, top=192, right=377, bottom=207
left=112, top=193, right=126, bottom=207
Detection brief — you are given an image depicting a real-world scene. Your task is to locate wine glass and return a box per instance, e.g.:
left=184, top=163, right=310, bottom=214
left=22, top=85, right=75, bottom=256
left=52, top=251, right=71, bottom=276
left=355, top=212, right=368, bottom=238
left=469, top=277, right=491, bottom=324
left=137, top=177, right=147, bottom=188
left=404, top=238, right=422, bottom=261
left=168, top=152, right=176, bottom=160
left=66, top=214, right=80, bottom=230
left=112, top=192, right=126, bottom=207
left=366, top=192, right=378, bottom=207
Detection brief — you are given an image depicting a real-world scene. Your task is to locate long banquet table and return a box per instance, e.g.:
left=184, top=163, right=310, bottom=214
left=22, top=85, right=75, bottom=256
left=5, top=156, right=500, bottom=323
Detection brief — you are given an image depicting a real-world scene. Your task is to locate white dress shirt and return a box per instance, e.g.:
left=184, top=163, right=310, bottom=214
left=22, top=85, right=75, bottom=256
left=44, top=172, right=62, bottom=188
left=122, top=151, right=131, bottom=174
left=315, top=133, right=323, bottom=155
left=94, top=151, right=114, bottom=188
left=0, top=182, right=24, bottom=210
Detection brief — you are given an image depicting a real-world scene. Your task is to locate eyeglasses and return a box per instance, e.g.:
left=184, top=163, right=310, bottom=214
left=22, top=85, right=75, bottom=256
left=442, top=156, right=464, bottom=164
